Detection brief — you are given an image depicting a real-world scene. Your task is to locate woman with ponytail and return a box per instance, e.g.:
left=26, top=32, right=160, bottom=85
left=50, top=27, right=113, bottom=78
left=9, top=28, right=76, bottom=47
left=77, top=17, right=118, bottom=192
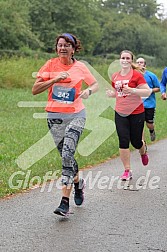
left=106, top=50, right=151, bottom=181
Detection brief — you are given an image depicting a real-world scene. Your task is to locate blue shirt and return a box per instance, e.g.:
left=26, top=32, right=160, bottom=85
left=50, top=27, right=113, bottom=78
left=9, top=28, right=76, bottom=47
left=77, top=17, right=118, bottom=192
left=143, top=70, right=160, bottom=108
left=160, top=67, right=167, bottom=94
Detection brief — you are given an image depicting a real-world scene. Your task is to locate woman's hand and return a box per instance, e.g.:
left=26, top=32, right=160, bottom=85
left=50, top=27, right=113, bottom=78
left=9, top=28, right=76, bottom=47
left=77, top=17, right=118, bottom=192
left=122, top=84, right=132, bottom=95
left=106, top=88, right=116, bottom=98
left=79, top=89, right=90, bottom=99
left=161, top=93, right=167, bottom=100
left=54, top=72, right=69, bottom=82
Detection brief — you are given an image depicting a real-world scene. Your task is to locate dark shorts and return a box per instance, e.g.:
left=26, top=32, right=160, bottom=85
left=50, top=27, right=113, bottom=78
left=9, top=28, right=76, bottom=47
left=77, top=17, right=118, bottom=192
left=145, top=108, right=155, bottom=124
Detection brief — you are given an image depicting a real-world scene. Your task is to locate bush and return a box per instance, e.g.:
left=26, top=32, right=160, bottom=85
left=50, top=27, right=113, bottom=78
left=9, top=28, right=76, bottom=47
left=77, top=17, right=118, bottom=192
left=0, top=49, right=55, bottom=60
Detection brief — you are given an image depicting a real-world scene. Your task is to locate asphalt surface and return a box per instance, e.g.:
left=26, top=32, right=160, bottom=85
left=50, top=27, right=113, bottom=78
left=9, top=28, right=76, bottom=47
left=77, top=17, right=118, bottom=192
left=0, top=139, right=167, bottom=252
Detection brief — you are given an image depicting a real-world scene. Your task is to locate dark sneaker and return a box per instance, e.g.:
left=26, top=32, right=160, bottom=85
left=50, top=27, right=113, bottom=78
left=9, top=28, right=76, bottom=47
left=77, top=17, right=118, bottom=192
left=74, top=179, right=85, bottom=206
left=150, top=130, right=156, bottom=141
left=54, top=199, right=69, bottom=216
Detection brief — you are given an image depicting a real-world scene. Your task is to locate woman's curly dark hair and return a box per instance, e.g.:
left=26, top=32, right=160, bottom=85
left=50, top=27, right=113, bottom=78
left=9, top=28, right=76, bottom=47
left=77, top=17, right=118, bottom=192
left=55, top=33, right=82, bottom=53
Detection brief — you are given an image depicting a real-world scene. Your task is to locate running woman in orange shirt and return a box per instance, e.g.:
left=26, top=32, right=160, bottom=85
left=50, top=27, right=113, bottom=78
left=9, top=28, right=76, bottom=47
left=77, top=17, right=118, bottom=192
left=32, top=33, right=98, bottom=216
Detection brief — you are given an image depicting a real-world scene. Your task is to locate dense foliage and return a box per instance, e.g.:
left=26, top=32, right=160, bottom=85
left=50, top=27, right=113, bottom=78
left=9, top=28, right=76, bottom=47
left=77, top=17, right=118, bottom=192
left=0, top=0, right=167, bottom=66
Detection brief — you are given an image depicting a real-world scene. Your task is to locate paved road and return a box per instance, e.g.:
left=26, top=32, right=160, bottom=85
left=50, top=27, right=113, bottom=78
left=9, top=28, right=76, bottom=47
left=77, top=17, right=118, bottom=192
left=0, top=139, right=167, bottom=252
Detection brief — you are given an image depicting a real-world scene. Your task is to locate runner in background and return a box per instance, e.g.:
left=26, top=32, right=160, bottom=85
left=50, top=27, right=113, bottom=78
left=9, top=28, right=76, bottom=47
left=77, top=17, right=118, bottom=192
left=32, top=33, right=98, bottom=216
left=136, top=57, right=160, bottom=141
left=106, top=50, right=151, bottom=181
left=160, top=66, right=167, bottom=100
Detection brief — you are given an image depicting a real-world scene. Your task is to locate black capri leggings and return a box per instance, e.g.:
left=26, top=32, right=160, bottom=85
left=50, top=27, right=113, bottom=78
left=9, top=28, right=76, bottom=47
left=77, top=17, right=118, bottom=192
left=115, top=111, right=145, bottom=149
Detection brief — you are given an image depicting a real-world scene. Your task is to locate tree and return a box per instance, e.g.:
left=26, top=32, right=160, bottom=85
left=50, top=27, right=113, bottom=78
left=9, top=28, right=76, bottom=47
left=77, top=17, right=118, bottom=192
left=93, top=10, right=167, bottom=63
left=0, top=0, right=41, bottom=50
left=94, top=13, right=150, bottom=55
left=29, top=0, right=101, bottom=53
left=101, top=0, right=158, bottom=19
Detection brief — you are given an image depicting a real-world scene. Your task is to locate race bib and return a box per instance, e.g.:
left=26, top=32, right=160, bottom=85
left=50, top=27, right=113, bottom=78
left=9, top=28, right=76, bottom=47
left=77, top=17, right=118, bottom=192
left=52, top=86, right=76, bottom=104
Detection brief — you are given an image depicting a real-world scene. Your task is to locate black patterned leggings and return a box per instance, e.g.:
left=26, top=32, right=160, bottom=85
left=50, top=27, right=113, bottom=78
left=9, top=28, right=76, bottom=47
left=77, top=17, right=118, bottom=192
left=47, top=117, right=86, bottom=185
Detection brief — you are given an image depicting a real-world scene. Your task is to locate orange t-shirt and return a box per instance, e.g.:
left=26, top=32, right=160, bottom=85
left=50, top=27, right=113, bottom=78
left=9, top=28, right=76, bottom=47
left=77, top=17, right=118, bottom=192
left=112, top=69, right=146, bottom=115
left=37, top=58, right=96, bottom=113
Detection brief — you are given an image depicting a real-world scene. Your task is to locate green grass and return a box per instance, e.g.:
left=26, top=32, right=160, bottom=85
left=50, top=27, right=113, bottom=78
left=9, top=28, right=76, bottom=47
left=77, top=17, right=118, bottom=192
left=0, top=87, right=119, bottom=197
left=0, top=57, right=167, bottom=198
left=0, top=57, right=46, bottom=89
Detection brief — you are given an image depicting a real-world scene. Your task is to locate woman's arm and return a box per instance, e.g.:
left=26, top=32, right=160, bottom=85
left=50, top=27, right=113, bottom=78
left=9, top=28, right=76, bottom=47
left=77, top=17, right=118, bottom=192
left=160, top=68, right=167, bottom=100
left=79, top=81, right=99, bottom=99
left=32, top=77, right=55, bottom=95
left=122, top=83, right=152, bottom=97
left=152, top=87, right=160, bottom=93
left=32, top=72, right=69, bottom=95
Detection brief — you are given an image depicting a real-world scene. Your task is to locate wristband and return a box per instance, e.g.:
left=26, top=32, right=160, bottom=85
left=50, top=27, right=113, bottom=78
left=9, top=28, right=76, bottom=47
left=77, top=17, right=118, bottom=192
left=88, top=89, right=92, bottom=95
left=132, top=88, right=136, bottom=94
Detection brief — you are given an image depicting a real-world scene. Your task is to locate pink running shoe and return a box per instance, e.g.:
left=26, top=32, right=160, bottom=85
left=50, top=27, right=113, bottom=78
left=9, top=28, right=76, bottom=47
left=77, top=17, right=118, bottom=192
left=141, top=153, right=149, bottom=166
left=141, top=141, right=149, bottom=166
left=120, top=170, right=132, bottom=181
